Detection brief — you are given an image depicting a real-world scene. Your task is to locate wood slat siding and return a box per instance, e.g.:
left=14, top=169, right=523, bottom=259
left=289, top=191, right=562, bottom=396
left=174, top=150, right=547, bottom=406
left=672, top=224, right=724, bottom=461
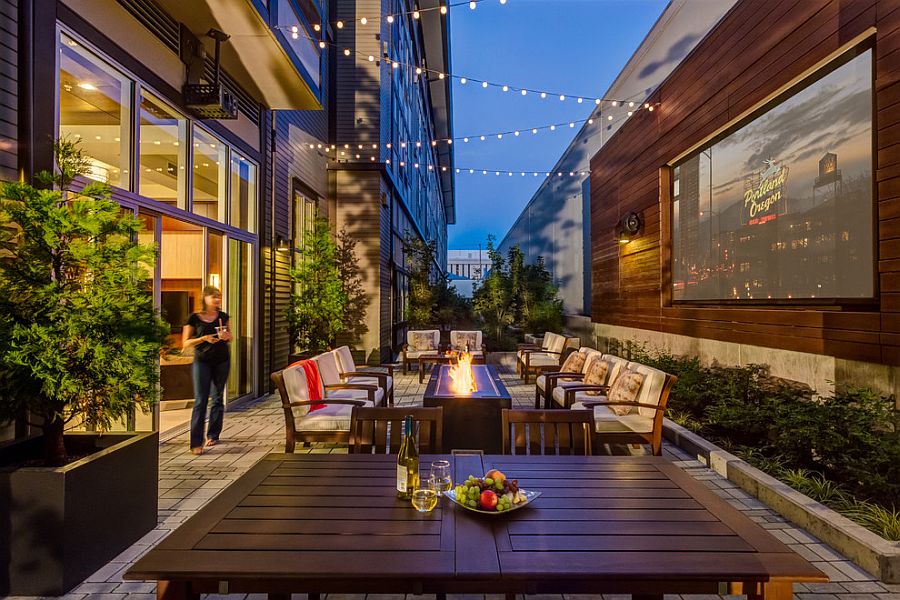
left=335, top=0, right=383, bottom=146
left=0, top=0, right=17, bottom=181
left=589, top=0, right=900, bottom=366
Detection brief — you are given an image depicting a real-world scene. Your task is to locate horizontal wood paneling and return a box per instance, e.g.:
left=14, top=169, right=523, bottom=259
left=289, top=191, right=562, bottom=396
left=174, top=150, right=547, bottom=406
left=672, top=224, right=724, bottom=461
left=0, top=0, right=17, bottom=181
left=589, top=0, right=900, bottom=366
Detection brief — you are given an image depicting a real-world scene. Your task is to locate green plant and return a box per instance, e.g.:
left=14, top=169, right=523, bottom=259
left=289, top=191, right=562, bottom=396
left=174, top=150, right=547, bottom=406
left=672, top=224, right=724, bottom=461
left=0, top=140, right=168, bottom=465
left=838, top=498, right=900, bottom=541
left=472, top=236, right=513, bottom=340
left=403, top=234, right=438, bottom=328
left=287, top=216, right=345, bottom=352
left=335, top=229, right=368, bottom=344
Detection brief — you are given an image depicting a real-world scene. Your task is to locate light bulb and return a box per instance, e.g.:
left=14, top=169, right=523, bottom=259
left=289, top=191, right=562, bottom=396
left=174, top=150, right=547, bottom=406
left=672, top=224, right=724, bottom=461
left=344, top=48, right=351, bottom=56
left=469, top=1, right=476, bottom=8
left=514, top=130, right=519, bottom=136
left=627, top=111, right=633, bottom=116
left=540, top=92, right=547, bottom=99
left=595, top=99, right=601, bottom=105
left=413, top=11, right=420, bottom=19
left=336, top=20, right=344, bottom=28
left=608, top=115, right=613, bottom=120
left=521, top=89, right=527, bottom=96
left=464, top=137, right=469, bottom=142
left=431, top=140, right=437, bottom=146
left=401, top=142, right=406, bottom=148
left=569, top=122, right=574, bottom=127
left=392, top=61, right=399, bottom=68
left=648, top=105, right=654, bottom=111
left=531, top=128, right=537, bottom=134
left=497, top=134, right=502, bottom=139
left=292, top=32, right=299, bottom=39
left=644, top=103, right=650, bottom=108
left=368, top=55, right=375, bottom=61
left=319, top=41, right=326, bottom=48
left=314, top=23, right=321, bottom=31
left=438, top=73, right=445, bottom=79
left=460, top=77, right=467, bottom=84
left=550, top=125, right=556, bottom=131
left=440, top=5, right=447, bottom=14
left=291, top=25, right=299, bottom=33
left=502, top=85, right=509, bottom=92
left=416, top=141, right=421, bottom=147
left=629, top=101, right=635, bottom=107
left=361, top=17, right=368, bottom=24
left=480, top=135, right=485, bottom=141
left=387, top=15, right=394, bottom=23
left=588, top=119, right=593, bottom=124
left=415, top=67, right=422, bottom=75
left=469, top=169, right=474, bottom=173
left=482, top=81, right=488, bottom=88
left=577, top=97, right=583, bottom=104
left=447, top=139, right=452, bottom=144
left=559, top=95, right=565, bottom=101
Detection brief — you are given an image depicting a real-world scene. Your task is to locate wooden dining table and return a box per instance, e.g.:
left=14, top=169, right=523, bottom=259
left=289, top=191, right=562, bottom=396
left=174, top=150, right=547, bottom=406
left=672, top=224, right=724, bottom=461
left=126, top=453, right=827, bottom=600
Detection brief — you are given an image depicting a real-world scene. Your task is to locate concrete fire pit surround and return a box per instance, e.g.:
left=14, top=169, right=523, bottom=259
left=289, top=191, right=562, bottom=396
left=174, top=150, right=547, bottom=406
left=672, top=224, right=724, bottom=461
left=663, top=420, right=900, bottom=583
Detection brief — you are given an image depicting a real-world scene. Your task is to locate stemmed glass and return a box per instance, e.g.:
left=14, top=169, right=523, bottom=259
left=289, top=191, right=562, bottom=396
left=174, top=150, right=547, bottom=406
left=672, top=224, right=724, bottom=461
left=430, top=459, right=452, bottom=496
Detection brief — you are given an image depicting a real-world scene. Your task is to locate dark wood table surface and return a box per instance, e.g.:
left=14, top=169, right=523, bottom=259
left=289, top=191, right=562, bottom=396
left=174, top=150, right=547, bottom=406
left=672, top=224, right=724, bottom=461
left=126, top=453, right=827, bottom=600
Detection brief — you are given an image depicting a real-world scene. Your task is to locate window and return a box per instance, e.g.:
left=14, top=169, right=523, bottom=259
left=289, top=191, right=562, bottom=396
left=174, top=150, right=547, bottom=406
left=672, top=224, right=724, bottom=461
left=59, top=32, right=132, bottom=188
left=192, top=128, right=227, bottom=222
left=671, top=48, right=873, bottom=302
left=292, top=187, right=317, bottom=249
left=231, top=152, right=257, bottom=232
left=139, top=92, right=187, bottom=207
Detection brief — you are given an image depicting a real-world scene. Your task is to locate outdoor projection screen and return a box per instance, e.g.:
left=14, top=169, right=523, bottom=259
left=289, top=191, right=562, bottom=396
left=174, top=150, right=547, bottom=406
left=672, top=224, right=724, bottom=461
left=671, top=48, right=873, bottom=302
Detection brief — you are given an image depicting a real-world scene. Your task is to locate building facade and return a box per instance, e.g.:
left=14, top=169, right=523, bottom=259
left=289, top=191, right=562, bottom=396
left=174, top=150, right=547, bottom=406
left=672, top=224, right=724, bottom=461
left=446, top=248, right=490, bottom=298
left=588, top=0, right=900, bottom=399
left=497, top=0, right=737, bottom=317
left=0, top=0, right=452, bottom=439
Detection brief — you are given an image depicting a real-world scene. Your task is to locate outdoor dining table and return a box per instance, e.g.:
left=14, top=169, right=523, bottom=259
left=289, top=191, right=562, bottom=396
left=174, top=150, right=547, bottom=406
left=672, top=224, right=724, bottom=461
left=126, top=453, right=827, bottom=600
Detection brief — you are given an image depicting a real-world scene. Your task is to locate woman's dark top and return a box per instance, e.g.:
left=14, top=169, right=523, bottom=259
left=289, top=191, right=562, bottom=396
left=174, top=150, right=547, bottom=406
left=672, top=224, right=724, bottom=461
left=186, top=311, right=230, bottom=364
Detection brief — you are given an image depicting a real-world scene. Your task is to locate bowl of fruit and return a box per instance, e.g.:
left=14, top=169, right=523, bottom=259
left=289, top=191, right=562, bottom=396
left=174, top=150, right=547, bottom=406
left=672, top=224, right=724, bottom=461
left=445, top=469, right=541, bottom=514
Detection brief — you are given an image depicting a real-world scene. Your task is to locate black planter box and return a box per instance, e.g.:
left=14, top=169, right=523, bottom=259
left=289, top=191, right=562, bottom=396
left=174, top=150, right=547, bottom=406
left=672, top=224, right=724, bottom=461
left=0, top=431, right=159, bottom=595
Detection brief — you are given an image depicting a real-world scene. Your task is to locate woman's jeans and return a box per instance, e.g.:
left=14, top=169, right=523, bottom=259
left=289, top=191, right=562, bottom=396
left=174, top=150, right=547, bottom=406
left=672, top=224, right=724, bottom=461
left=191, top=359, right=230, bottom=448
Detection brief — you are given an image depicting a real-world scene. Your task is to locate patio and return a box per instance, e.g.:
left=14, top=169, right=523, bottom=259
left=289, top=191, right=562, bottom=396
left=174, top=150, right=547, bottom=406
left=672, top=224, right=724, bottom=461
left=38, top=364, right=897, bottom=600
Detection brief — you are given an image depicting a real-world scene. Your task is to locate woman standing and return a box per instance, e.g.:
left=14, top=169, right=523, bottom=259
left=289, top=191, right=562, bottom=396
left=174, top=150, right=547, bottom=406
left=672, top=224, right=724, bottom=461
left=182, top=286, right=232, bottom=455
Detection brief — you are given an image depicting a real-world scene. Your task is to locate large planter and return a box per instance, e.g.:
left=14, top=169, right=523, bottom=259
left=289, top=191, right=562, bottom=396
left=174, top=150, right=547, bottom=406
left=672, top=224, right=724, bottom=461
left=0, top=431, right=159, bottom=595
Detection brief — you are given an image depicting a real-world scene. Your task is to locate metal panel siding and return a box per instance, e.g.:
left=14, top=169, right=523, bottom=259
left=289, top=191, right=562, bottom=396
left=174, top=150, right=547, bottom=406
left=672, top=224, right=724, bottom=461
left=0, top=0, right=17, bottom=180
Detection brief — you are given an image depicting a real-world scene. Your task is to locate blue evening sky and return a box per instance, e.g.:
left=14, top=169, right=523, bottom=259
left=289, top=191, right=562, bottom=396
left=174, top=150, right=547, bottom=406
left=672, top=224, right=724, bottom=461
left=447, top=0, right=668, bottom=249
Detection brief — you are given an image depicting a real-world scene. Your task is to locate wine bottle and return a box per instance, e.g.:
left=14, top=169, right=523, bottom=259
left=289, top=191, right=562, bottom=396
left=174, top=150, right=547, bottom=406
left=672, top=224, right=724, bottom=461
left=396, top=415, right=419, bottom=500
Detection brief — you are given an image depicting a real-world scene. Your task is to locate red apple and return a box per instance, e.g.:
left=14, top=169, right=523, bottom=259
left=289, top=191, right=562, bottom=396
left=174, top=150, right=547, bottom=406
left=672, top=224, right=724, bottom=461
left=480, top=489, right=499, bottom=510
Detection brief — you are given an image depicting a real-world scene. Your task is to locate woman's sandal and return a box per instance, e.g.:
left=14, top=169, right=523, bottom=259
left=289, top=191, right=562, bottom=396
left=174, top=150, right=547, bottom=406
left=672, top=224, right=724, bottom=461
left=205, top=438, right=219, bottom=447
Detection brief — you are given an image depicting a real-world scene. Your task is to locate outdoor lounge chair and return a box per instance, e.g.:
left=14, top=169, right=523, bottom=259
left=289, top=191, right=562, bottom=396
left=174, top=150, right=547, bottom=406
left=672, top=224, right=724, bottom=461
left=312, top=351, right=387, bottom=407
left=547, top=352, right=629, bottom=408
left=562, top=361, right=677, bottom=456
left=348, top=406, right=443, bottom=454
left=535, top=347, right=601, bottom=408
left=516, top=332, right=580, bottom=383
left=402, top=329, right=441, bottom=374
left=501, top=409, right=594, bottom=455
left=449, top=330, right=487, bottom=357
left=271, top=364, right=380, bottom=453
left=333, top=345, right=394, bottom=405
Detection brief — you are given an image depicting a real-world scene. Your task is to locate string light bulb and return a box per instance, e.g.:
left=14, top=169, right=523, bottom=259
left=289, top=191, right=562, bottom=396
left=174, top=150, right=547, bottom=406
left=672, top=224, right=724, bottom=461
left=387, top=15, right=394, bottom=23
left=502, top=85, right=509, bottom=92
left=461, top=77, right=467, bottom=84
left=361, top=17, right=368, bottom=24
left=482, top=81, right=488, bottom=88
left=368, top=55, right=375, bottom=61
left=413, top=11, right=420, bottom=19
left=540, top=92, right=547, bottom=99
left=314, top=23, right=321, bottom=31
left=469, top=0, right=476, bottom=8
left=648, top=105, right=654, bottom=111
left=344, top=48, right=351, bottom=56
left=336, top=20, right=344, bottom=28
left=577, top=97, right=583, bottom=104
left=319, top=41, right=326, bottom=49
left=559, top=95, right=565, bottom=101
left=440, top=5, right=447, bottom=14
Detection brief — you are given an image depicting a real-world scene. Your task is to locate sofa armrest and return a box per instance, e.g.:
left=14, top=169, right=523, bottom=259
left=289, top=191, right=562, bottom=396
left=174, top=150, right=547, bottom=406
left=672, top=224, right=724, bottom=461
left=576, top=400, right=665, bottom=413
left=564, top=385, right=610, bottom=406
left=324, top=383, right=378, bottom=403
left=545, top=372, right=585, bottom=385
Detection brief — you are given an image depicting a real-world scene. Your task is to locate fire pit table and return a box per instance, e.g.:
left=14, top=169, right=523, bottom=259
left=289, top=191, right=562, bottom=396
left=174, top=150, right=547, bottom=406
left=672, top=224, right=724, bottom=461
left=423, top=364, right=511, bottom=453
left=418, top=351, right=485, bottom=383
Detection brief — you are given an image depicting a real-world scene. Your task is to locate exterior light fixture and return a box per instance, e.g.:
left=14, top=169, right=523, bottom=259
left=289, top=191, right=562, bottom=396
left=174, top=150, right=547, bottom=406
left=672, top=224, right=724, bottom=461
left=275, top=235, right=291, bottom=252
left=616, top=211, right=642, bottom=244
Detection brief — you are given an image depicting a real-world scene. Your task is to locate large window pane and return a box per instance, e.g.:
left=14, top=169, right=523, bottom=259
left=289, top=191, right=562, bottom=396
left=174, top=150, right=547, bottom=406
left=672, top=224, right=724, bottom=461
left=230, top=153, right=257, bottom=232
left=139, top=92, right=187, bottom=207
left=192, top=128, right=227, bottom=222
left=59, top=33, right=131, bottom=188
left=672, top=49, right=873, bottom=302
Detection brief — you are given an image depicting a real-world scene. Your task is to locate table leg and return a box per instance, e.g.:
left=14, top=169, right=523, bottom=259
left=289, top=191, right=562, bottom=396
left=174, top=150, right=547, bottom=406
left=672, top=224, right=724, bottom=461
left=156, top=581, right=196, bottom=600
left=419, top=361, right=425, bottom=384
left=761, top=581, right=793, bottom=600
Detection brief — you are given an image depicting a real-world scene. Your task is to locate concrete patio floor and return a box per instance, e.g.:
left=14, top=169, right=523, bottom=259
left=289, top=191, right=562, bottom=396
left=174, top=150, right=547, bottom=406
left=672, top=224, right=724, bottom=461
left=6, top=365, right=899, bottom=600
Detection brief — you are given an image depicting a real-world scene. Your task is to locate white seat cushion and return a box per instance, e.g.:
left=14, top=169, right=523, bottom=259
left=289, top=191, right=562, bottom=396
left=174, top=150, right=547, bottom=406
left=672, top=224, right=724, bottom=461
left=554, top=387, right=605, bottom=407
left=327, top=387, right=384, bottom=405
left=404, top=350, right=439, bottom=360
left=297, top=399, right=375, bottom=432
left=524, top=353, right=560, bottom=366
left=571, top=403, right=654, bottom=434
left=347, top=375, right=393, bottom=391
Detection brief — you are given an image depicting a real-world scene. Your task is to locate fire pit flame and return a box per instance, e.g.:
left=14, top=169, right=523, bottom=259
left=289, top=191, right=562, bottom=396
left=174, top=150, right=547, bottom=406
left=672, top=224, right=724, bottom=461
left=448, top=351, right=478, bottom=395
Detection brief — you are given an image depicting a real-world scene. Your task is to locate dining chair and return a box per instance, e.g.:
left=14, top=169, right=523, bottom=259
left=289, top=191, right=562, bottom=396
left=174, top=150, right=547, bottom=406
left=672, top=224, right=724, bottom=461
left=500, top=409, right=594, bottom=455
left=348, top=406, right=444, bottom=454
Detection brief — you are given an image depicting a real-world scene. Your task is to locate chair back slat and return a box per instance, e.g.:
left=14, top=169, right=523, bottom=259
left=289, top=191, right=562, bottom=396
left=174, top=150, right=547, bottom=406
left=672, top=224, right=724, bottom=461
left=502, top=409, right=593, bottom=456
left=349, top=407, right=444, bottom=454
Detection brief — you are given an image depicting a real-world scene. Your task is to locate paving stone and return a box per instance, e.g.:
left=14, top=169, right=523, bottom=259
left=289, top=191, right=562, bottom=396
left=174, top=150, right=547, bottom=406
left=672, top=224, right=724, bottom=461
left=844, top=584, right=890, bottom=594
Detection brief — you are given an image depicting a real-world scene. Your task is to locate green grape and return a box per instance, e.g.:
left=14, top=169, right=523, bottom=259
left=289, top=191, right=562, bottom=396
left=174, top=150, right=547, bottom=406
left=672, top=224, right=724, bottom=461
left=484, top=477, right=494, bottom=485
left=495, top=481, right=503, bottom=490
left=468, top=499, right=477, bottom=508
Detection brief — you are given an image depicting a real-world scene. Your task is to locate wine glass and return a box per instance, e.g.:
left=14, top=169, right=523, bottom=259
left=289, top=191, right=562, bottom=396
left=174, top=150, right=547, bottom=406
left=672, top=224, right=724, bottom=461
left=411, top=475, right=439, bottom=512
left=430, top=460, right=452, bottom=496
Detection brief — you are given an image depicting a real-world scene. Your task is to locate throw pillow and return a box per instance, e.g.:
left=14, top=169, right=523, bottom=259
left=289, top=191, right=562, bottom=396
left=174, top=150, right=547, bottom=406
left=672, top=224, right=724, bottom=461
left=410, top=331, right=436, bottom=351
left=559, top=351, right=586, bottom=380
left=453, top=332, right=479, bottom=351
left=607, top=370, right=645, bottom=415
left=581, top=357, right=610, bottom=396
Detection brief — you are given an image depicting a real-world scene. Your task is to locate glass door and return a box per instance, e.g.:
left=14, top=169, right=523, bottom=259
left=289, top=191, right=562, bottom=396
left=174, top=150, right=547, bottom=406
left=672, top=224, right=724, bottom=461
left=226, top=239, right=254, bottom=399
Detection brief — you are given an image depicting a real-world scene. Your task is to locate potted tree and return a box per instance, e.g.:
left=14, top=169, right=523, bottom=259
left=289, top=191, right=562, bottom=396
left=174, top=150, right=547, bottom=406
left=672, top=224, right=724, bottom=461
left=0, top=141, right=168, bottom=595
left=286, top=216, right=346, bottom=361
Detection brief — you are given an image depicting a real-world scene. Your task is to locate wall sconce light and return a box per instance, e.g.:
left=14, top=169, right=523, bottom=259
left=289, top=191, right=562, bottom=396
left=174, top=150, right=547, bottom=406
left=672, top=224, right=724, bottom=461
left=275, top=235, right=290, bottom=252
left=616, top=211, right=642, bottom=244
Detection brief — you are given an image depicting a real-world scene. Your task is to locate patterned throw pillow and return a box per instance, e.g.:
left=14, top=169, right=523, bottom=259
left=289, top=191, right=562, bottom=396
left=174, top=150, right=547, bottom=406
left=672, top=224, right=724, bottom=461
left=410, top=331, right=436, bottom=351
left=581, top=358, right=610, bottom=396
left=453, top=332, right=479, bottom=351
left=607, top=370, right=645, bottom=415
left=559, top=352, right=586, bottom=380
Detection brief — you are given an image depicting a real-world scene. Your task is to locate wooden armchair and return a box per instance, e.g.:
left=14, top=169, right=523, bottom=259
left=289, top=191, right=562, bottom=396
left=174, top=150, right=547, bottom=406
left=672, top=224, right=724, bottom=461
left=501, top=409, right=594, bottom=455
left=402, top=330, right=441, bottom=374
left=562, top=362, right=677, bottom=456
left=547, top=353, right=629, bottom=409
left=271, top=366, right=378, bottom=453
left=517, top=333, right=581, bottom=383
left=333, top=346, right=394, bottom=405
left=348, top=407, right=444, bottom=454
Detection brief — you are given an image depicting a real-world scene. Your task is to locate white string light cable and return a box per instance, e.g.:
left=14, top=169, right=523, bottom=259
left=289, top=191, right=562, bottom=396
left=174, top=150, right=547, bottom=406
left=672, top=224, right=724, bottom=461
left=277, top=20, right=649, bottom=107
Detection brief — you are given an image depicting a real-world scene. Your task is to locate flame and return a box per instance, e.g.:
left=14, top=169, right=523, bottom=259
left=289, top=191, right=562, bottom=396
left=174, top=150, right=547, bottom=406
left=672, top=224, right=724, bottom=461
left=448, top=351, right=477, bottom=395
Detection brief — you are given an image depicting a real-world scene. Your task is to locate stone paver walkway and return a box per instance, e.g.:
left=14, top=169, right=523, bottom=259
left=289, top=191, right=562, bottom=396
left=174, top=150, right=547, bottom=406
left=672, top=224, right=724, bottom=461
left=7, top=364, right=900, bottom=600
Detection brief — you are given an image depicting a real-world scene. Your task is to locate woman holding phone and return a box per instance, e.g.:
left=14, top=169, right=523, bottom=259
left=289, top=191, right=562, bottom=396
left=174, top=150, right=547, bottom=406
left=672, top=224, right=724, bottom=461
left=182, top=286, right=232, bottom=455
